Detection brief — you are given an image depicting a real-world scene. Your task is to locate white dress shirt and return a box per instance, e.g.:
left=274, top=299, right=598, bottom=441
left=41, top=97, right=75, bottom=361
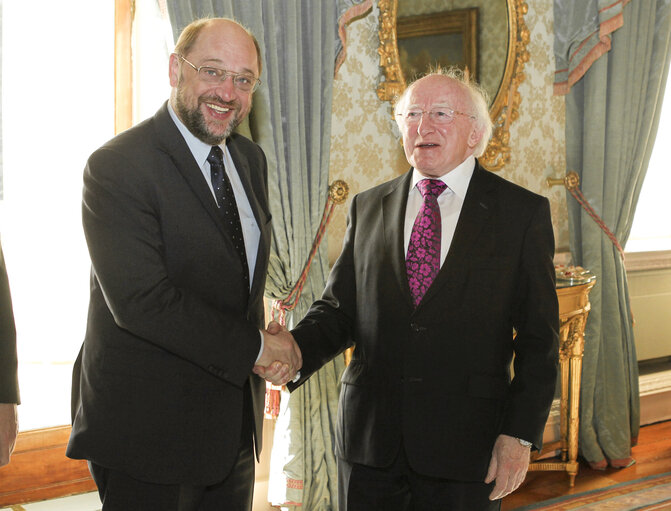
left=403, top=155, right=476, bottom=267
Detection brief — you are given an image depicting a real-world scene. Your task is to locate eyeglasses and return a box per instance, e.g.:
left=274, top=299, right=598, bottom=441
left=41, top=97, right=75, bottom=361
left=176, top=54, right=261, bottom=92
left=396, top=107, right=476, bottom=125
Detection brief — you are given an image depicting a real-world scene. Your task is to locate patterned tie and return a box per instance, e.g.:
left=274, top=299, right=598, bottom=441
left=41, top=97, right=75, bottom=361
left=406, top=178, right=447, bottom=307
left=207, top=146, right=250, bottom=291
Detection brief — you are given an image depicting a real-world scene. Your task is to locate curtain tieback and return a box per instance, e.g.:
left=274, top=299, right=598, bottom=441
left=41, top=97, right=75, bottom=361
left=263, top=180, right=349, bottom=419
left=548, top=171, right=625, bottom=261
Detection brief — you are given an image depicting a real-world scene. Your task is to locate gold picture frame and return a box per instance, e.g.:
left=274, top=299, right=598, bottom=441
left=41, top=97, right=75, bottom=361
left=396, top=8, right=478, bottom=84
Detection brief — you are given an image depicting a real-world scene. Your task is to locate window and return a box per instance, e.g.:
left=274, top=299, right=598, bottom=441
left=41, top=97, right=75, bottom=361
left=131, top=0, right=173, bottom=124
left=0, top=0, right=174, bottom=432
left=625, top=75, right=671, bottom=254
left=0, top=2, right=176, bottom=504
left=1, top=1, right=115, bottom=431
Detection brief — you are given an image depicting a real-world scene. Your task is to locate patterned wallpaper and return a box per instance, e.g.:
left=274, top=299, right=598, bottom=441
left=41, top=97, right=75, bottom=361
left=327, top=0, right=569, bottom=265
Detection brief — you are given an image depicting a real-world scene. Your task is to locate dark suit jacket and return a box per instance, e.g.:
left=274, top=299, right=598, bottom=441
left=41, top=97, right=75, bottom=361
left=67, top=102, right=272, bottom=486
left=0, top=240, right=19, bottom=404
left=289, top=162, right=559, bottom=482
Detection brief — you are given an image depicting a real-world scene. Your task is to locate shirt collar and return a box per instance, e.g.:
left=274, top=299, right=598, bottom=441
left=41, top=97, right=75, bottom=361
left=167, top=101, right=222, bottom=167
left=410, top=155, right=475, bottom=200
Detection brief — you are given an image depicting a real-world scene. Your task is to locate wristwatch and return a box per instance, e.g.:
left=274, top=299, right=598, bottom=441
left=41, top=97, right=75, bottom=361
left=518, top=438, right=532, bottom=448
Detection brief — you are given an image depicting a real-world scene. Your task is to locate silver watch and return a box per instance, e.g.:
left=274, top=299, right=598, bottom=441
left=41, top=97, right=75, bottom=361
left=518, top=438, right=532, bottom=448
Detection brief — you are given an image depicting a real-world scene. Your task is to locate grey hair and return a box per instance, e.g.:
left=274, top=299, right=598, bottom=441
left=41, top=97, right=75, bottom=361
left=394, top=67, right=493, bottom=157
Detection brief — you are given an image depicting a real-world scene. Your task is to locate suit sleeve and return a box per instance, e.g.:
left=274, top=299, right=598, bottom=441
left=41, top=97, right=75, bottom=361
left=503, top=197, right=559, bottom=448
left=0, top=240, right=19, bottom=404
left=82, top=146, right=261, bottom=387
left=288, top=195, right=360, bottom=389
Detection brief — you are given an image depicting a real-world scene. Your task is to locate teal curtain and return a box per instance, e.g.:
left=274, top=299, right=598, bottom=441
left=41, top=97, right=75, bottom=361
left=559, top=0, right=671, bottom=467
left=553, top=0, right=629, bottom=95
left=165, top=1, right=369, bottom=508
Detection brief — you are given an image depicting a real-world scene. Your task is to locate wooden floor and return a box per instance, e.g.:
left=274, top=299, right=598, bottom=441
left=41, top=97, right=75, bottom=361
left=501, top=420, right=671, bottom=510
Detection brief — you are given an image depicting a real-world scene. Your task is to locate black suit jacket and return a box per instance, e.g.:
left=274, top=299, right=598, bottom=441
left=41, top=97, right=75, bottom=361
left=67, top=102, right=272, bottom=486
left=0, top=240, right=19, bottom=404
left=290, top=162, right=559, bottom=481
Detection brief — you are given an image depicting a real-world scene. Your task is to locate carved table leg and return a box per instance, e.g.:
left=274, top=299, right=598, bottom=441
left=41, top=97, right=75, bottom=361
left=527, top=278, right=595, bottom=487
left=566, top=314, right=587, bottom=487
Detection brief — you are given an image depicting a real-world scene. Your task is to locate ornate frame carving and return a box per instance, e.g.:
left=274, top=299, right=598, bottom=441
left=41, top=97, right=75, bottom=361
left=376, top=0, right=530, bottom=171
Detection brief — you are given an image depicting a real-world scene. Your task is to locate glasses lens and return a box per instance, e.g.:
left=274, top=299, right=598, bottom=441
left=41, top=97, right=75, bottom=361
left=233, top=74, right=256, bottom=92
left=198, top=67, right=223, bottom=83
left=403, top=109, right=454, bottom=124
left=404, top=111, right=423, bottom=122
left=196, top=67, right=257, bottom=91
left=430, top=109, right=454, bottom=124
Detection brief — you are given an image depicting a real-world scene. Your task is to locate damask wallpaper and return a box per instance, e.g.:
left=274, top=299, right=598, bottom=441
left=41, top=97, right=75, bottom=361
left=327, top=0, right=569, bottom=265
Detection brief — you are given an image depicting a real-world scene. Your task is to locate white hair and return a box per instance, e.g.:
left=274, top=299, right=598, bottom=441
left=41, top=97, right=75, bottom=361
left=394, top=67, right=493, bottom=157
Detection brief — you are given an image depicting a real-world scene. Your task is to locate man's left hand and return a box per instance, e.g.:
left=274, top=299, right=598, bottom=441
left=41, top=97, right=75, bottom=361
left=485, top=433, right=531, bottom=500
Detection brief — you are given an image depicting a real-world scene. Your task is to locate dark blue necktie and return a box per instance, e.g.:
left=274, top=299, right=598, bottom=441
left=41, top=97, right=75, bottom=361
left=207, top=146, right=250, bottom=290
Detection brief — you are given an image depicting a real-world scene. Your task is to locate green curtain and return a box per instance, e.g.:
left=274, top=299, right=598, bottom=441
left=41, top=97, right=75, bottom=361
left=561, top=0, right=671, bottom=467
left=553, top=0, right=629, bottom=95
left=165, top=1, right=369, bottom=508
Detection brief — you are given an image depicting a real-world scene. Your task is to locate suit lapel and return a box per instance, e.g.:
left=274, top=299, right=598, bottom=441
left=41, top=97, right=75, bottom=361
left=446, top=163, right=495, bottom=262
left=419, top=162, right=494, bottom=307
left=227, top=136, right=271, bottom=302
left=383, top=171, right=415, bottom=309
left=153, top=104, right=230, bottom=240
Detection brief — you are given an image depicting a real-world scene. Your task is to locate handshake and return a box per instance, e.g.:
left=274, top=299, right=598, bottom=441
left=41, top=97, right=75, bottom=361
left=253, top=321, right=302, bottom=386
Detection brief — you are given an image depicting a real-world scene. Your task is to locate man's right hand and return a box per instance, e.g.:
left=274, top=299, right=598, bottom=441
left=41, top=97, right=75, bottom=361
left=254, top=321, right=302, bottom=385
left=0, top=402, right=18, bottom=467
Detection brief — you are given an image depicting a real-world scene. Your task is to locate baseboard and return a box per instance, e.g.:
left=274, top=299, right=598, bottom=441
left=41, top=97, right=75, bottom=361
left=639, top=367, right=671, bottom=425
left=0, top=426, right=96, bottom=507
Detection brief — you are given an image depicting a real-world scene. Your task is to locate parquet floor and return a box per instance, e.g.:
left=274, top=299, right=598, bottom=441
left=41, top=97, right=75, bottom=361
left=501, top=420, right=671, bottom=510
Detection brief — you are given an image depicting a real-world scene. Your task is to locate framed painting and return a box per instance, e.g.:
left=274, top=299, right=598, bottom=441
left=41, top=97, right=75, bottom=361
left=396, top=7, right=478, bottom=82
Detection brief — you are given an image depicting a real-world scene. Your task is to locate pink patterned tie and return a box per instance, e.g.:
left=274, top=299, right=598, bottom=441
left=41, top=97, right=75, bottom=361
left=406, top=179, right=447, bottom=307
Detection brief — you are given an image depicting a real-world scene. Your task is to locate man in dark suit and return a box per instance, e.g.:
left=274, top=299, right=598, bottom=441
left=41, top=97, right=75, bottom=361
left=260, top=70, right=559, bottom=510
left=67, top=18, right=301, bottom=510
left=0, top=239, right=19, bottom=468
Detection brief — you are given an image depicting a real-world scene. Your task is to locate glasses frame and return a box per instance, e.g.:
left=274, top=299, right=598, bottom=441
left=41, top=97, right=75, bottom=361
left=175, top=54, right=261, bottom=93
left=396, top=107, right=476, bottom=125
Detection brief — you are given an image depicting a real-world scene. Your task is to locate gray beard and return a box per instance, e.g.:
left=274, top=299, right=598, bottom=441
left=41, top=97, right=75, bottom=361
left=174, top=88, right=239, bottom=145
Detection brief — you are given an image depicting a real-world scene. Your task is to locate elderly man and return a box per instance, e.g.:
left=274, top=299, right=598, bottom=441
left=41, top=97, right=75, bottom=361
left=261, top=69, right=559, bottom=510
left=68, top=18, right=301, bottom=511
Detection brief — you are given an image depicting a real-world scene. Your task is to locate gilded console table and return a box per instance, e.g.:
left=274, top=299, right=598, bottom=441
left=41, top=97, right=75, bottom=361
left=527, top=268, right=596, bottom=487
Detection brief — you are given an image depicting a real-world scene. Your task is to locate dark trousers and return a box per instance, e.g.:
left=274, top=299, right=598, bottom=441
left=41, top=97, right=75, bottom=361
left=338, top=444, right=501, bottom=511
left=89, top=387, right=256, bottom=511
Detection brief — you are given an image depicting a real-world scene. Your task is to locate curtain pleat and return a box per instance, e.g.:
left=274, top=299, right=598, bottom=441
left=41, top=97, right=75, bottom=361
left=553, top=0, right=630, bottom=95
left=563, top=0, right=671, bottom=467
